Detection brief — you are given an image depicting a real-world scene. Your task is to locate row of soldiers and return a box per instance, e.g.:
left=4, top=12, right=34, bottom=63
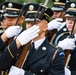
left=0, top=0, right=76, bottom=75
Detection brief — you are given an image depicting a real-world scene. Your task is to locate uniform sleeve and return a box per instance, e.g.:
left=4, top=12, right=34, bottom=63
left=0, top=40, right=20, bottom=71
left=24, top=70, right=36, bottom=75
left=49, top=50, right=65, bottom=75
left=0, top=37, right=6, bottom=52
left=24, top=49, right=65, bottom=75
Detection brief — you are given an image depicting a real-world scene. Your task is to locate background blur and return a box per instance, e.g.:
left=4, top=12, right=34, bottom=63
left=0, top=0, right=76, bottom=8
left=0, top=0, right=76, bottom=29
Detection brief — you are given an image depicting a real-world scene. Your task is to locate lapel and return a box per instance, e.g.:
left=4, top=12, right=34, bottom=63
left=28, top=39, right=49, bottom=65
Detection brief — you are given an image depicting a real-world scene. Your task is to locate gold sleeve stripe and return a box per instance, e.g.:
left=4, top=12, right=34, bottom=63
left=8, top=46, right=14, bottom=58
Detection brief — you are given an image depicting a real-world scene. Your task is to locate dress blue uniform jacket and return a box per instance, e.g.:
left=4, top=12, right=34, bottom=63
left=0, top=38, right=65, bottom=75
left=69, top=48, right=76, bottom=75
left=53, top=25, right=69, bottom=46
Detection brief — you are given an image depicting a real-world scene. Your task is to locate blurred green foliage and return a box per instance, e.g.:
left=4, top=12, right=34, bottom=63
left=0, top=0, right=54, bottom=8
left=0, top=0, right=76, bottom=8
left=0, top=0, right=76, bottom=29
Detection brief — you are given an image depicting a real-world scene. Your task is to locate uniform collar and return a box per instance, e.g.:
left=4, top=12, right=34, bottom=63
left=33, top=37, right=46, bottom=50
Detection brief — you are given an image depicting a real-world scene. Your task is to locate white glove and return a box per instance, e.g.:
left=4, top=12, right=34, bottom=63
left=5, top=26, right=21, bottom=38
left=65, top=67, right=71, bottom=75
left=17, top=25, right=40, bottom=46
left=58, top=38, right=75, bottom=50
left=48, top=18, right=63, bottom=30
left=74, top=34, right=76, bottom=40
left=8, top=66, right=25, bottom=75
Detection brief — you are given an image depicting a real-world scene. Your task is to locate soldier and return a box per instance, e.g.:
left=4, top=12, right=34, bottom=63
left=58, top=2, right=76, bottom=75
left=0, top=3, right=65, bottom=75
left=0, top=1, right=25, bottom=75
left=0, top=4, right=4, bottom=36
left=48, top=0, right=69, bottom=45
left=52, top=0, right=66, bottom=20
left=0, top=1, right=26, bottom=52
left=0, top=1, right=25, bottom=33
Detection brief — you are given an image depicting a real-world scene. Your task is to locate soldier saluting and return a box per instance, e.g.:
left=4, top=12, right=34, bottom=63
left=0, top=3, right=65, bottom=75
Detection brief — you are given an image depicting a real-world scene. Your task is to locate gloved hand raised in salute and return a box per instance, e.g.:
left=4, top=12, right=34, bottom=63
left=48, top=18, right=63, bottom=30
left=17, top=25, right=40, bottom=46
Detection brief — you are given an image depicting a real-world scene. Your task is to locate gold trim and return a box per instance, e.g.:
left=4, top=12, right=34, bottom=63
left=8, top=46, right=14, bottom=58
left=27, top=11, right=49, bottom=18
left=52, top=50, right=59, bottom=61
left=5, top=70, right=8, bottom=75
left=54, top=2, right=65, bottom=5
left=6, top=8, right=20, bottom=11
left=44, top=13, right=49, bottom=18
left=27, top=11, right=38, bottom=13
left=67, top=8, right=76, bottom=11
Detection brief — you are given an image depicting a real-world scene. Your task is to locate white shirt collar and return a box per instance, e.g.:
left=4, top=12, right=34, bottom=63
left=34, top=37, right=46, bottom=50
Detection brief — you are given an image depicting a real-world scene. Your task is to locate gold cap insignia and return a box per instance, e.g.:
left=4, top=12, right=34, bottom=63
left=2, top=5, right=5, bottom=9
left=8, top=3, right=13, bottom=8
left=55, top=0, right=59, bottom=2
left=70, top=3, right=75, bottom=8
left=29, top=5, right=34, bottom=11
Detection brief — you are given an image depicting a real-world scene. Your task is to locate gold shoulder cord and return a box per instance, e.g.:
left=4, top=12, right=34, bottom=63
left=52, top=50, right=59, bottom=61
left=8, top=46, right=14, bottom=58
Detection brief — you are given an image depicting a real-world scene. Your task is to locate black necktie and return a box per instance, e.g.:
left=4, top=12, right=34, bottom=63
left=25, top=42, right=36, bottom=70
